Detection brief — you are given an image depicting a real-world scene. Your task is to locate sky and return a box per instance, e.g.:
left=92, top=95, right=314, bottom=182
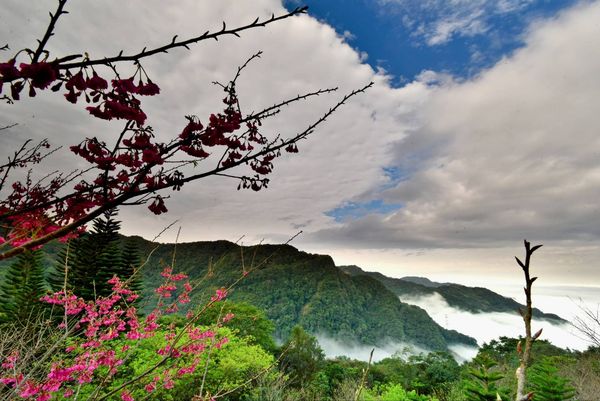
left=1, top=0, right=600, bottom=296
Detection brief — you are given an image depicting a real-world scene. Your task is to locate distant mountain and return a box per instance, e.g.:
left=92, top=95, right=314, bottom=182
left=400, top=276, right=446, bottom=288
left=120, top=237, right=477, bottom=351
left=340, top=266, right=565, bottom=323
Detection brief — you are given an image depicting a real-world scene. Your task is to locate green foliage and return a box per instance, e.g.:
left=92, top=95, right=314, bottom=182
left=280, top=325, right=325, bottom=387
left=528, top=357, right=576, bottom=401
left=363, top=383, right=437, bottom=401
left=0, top=250, right=48, bottom=321
left=66, top=326, right=274, bottom=401
left=196, top=301, right=277, bottom=353
left=322, top=357, right=368, bottom=397
left=479, top=337, right=569, bottom=368
left=463, top=353, right=509, bottom=401
left=370, top=351, right=460, bottom=395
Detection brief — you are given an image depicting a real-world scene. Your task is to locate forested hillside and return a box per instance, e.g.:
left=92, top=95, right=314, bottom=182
left=341, top=265, right=565, bottom=322
left=122, top=237, right=477, bottom=350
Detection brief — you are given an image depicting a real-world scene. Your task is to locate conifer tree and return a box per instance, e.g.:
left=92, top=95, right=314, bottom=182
left=528, top=357, right=576, bottom=401
left=92, top=208, right=125, bottom=294
left=0, top=250, right=48, bottom=321
left=48, top=240, right=73, bottom=293
left=119, top=237, right=144, bottom=299
left=464, top=353, right=510, bottom=401
left=50, top=208, right=127, bottom=300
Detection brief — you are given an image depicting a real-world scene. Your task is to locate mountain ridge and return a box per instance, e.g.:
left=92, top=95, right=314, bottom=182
left=105, top=237, right=478, bottom=351
left=340, top=265, right=565, bottom=323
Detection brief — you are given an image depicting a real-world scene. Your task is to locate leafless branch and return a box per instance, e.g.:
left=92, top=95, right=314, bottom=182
left=56, top=7, right=308, bottom=70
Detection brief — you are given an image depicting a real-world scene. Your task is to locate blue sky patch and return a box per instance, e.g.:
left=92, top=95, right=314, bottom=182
left=285, top=0, right=578, bottom=85
left=326, top=199, right=403, bottom=222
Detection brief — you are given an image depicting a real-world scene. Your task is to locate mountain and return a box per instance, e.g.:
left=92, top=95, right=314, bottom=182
left=94, top=236, right=477, bottom=351
left=340, top=265, right=565, bottom=323
left=400, top=276, right=446, bottom=288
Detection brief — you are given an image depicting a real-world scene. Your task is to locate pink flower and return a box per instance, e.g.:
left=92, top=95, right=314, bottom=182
left=137, top=80, right=160, bottom=96
left=19, top=381, right=41, bottom=397
left=19, top=62, right=58, bottom=89
left=148, top=196, right=168, bottom=215
left=121, top=390, right=134, bottom=401
left=86, top=71, right=108, bottom=91
left=215, top=337, right=229, bottom=349
left=112, top=77, right=139, bottom=94
left=222, top=313, right=235, bottom=324
left=211, top=288, right=227, bottom=302
left=0, top=59, right=20, bottom=82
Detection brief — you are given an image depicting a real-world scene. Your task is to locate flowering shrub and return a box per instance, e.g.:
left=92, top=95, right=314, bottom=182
left=0, top=266, right=256, bottom=401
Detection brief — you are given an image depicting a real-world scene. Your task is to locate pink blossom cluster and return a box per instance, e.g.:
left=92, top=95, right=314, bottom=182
left=0, top=267, right=233, bottom=401
left=0, top=55, right=289, bottom=252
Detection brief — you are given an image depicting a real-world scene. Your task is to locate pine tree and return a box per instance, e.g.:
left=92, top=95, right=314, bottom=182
left=464, top=353, right=509, bottom=401
left=50, top=208, right=126, bottom=300
left=528, top=357, right=576, bottom=401
left=0, top=250, right=48, bottom=321
left=48, top=240, right=73, bottom=293
left=119, top=237, right=143, bottom=300
left=92, top=209, right=125, bottom=294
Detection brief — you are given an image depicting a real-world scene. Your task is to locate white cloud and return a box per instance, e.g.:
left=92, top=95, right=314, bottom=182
left=316, top=334, right=429, bottom=362
left=311, top=2, right=600, bottom=269
left=401, top=292, right=592, bottom=351
left=377, top=0, right=535, bottom=45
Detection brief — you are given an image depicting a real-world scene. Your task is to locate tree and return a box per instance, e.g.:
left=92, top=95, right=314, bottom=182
left=119, top=236, right=143, bottom=297
left=0, top=0, right=370, bottom=260
left=0, top=249, right=47, bottom=321
left=279, top=325, right=325, bottom=387
left=572, top=301, right=600, bottom=348
left=463, top=353, right=510, bottom=401
left=514, top=240, right=544, bottom=401
left=196, top=301, right=277, bottom=353
left=50, top=208, right=126, bottom=299
left=528, top=357, right=576, bottom=401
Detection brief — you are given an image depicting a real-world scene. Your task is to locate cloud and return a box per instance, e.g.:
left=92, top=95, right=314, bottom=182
left=400, top=292, right=592, bottom=351
left=316, top=334, right=429, bottom=362
left=0, top=1, right=420, bottom=244
left=377, top=0, right=535, bottom=45
left=311, top=2, right=600, bottom=256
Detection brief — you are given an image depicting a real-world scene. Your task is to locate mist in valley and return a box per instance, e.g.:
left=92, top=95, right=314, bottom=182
left=400, top=290, right=596, bottom=352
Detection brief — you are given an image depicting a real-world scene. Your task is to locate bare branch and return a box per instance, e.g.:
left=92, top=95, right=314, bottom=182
left=56, top=7, right=308, bottom=69
left=514, top=239, right=543, bottom=401
left=32, top=0, right=69, bottom=63
left=0, top=123, right=17, bottom=132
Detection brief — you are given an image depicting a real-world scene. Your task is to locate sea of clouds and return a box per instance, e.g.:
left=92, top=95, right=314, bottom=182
left=316, top=285, right=599, bottom=362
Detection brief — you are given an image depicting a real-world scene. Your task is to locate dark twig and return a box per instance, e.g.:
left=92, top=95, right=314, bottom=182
left=32, top=0, right=69, bottom=63
left=57, top=7, right=308, bottom=70
left=0, top=123, right=18, bottom=132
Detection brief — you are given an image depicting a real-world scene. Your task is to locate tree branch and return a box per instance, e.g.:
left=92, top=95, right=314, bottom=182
left=56, top=7, right=308, bottom=69
left=32, top=0, right=69, bottom=63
